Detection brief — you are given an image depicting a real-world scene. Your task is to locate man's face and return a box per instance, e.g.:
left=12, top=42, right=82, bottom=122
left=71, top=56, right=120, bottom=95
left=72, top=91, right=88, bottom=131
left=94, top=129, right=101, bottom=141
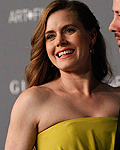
left=109, top=0, right=120, bottom=51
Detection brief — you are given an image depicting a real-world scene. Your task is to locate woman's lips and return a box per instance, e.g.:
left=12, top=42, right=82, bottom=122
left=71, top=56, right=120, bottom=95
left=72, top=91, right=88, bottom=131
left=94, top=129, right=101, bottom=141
left=56, top=48, right=75, bottom=58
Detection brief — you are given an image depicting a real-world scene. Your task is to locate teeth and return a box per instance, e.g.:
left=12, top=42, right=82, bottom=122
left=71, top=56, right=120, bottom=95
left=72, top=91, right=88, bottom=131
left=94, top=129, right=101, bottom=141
left=58, top=50, right=73, bottom=57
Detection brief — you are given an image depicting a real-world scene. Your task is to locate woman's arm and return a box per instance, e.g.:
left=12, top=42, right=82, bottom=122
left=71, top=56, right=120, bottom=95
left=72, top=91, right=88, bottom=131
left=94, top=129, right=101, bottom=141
left=5, top=88, right=39, bottom=150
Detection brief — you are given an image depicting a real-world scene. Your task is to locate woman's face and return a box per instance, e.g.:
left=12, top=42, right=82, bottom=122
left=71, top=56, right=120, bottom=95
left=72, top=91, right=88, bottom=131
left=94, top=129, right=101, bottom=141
left=45, top=9, right=96, bottom=73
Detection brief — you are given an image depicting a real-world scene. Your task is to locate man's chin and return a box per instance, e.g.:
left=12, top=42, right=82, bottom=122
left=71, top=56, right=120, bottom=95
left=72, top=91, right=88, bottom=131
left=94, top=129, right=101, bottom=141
left=119, top=47, right=120, bottom=53
left=118, top=45, right=120, bottom=53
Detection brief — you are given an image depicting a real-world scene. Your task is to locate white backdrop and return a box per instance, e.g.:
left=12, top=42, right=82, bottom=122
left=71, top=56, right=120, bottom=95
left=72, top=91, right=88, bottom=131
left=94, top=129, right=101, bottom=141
left=1, top=0, right=120, bottom=149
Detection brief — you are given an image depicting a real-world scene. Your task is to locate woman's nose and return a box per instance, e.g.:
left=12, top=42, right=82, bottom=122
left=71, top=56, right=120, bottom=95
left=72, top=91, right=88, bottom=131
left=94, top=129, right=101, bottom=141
left=56, top=35, right=68, bottom=47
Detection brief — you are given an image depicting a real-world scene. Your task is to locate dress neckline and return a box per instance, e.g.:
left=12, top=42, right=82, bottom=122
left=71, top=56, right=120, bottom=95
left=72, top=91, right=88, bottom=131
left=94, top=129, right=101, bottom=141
left=38, top=116, right=118, bottom=135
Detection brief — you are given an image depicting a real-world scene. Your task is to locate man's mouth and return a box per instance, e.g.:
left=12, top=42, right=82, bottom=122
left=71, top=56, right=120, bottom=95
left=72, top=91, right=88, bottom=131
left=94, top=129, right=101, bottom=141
left=57, top=49, right=74, bottom=58
left=115, top=33, right=120, bottom=39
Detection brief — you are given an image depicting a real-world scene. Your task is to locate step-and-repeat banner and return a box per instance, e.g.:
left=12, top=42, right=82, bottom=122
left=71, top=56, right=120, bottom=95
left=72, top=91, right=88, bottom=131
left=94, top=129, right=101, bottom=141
left=1, top=0, right=120, bottom=149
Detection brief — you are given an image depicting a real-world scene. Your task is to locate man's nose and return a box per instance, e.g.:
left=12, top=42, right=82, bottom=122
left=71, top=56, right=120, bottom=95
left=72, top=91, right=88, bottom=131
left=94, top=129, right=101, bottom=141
left=109, top=18, right=116, bottom=32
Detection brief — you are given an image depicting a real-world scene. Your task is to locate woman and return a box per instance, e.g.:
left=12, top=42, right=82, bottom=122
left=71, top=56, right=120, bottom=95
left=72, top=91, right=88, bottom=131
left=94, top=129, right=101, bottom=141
left=5, top=0, right=120, bottom=149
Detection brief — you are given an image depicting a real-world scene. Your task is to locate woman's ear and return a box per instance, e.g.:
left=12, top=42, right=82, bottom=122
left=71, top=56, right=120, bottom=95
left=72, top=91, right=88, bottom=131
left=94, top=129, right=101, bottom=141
left=90, top=28, right=97, bottom=45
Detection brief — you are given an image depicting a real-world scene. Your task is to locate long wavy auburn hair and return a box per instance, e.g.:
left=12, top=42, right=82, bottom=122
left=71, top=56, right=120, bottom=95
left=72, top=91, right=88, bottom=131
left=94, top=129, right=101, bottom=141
left=25, top=0, right=112, bottom=88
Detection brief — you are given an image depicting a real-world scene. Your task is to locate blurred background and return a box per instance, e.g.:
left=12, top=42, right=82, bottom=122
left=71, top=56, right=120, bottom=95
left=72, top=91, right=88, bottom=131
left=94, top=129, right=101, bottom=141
left=1, top=0, right=120, bottom=149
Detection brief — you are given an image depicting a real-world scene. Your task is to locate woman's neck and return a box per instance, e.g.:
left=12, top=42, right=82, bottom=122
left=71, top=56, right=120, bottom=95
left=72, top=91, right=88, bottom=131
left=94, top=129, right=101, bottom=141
left=59, top=71, right=100, bottom=96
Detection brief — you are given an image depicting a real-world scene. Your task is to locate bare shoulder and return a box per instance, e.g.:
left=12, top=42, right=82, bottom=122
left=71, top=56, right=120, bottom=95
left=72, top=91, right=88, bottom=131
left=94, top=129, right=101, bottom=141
left=97, top=83, right=120, bottom=102
left=102, top=84, right=120, bottom=101
left=15, top=85, right=54, bottom=106
left=100, top=82, right=120, bottom=93
left=5, top=85, right=54, bottom=149
left=108, top=85, right=120, bottom=93
left=10, top=85, right=55, bottom=127
left=114, top=86, right=120, bottom=92
left=10, top=86, right=45, bottom=126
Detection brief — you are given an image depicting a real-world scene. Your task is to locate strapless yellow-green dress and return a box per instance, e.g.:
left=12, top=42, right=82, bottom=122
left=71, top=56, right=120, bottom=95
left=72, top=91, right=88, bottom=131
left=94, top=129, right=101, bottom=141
left=37, top=117, right=118, bottom=150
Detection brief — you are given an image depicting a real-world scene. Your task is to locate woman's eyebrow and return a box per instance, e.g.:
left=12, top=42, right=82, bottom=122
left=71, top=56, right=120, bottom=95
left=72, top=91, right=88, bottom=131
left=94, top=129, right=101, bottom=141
left=45, top=30, right=55, bottom=35
left=62, top=24, right=78, bottom=30
left=45, top=24, right=78, bottom=35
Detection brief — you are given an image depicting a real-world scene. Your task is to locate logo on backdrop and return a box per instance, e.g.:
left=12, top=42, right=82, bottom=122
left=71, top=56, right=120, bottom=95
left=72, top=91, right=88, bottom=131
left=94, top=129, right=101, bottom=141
left=9, top=79, right=26, bottom=95
left=109, top=75, right=120, bottom=87
left=8, top=7, right=44, bottom=24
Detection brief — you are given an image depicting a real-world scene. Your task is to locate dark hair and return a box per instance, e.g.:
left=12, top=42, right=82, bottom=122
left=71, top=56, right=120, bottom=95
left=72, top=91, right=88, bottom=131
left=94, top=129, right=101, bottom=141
left=25, top=0, right=112, bottom=88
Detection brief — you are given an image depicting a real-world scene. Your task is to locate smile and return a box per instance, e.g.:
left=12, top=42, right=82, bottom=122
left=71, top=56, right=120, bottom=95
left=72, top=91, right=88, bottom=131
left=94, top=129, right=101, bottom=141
left=57, top=49, right=75, bottom=58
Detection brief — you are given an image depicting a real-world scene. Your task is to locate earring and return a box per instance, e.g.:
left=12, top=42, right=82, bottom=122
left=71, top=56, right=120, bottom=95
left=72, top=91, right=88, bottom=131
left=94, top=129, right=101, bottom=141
left=90, top=48, right=95, bottom=54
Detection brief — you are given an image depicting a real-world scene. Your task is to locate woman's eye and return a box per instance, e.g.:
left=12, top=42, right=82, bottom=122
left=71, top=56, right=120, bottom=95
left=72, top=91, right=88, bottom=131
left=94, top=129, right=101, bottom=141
left=65, top=28, right=75, bottom=34
left=46, top=34, right=55, bottom=40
